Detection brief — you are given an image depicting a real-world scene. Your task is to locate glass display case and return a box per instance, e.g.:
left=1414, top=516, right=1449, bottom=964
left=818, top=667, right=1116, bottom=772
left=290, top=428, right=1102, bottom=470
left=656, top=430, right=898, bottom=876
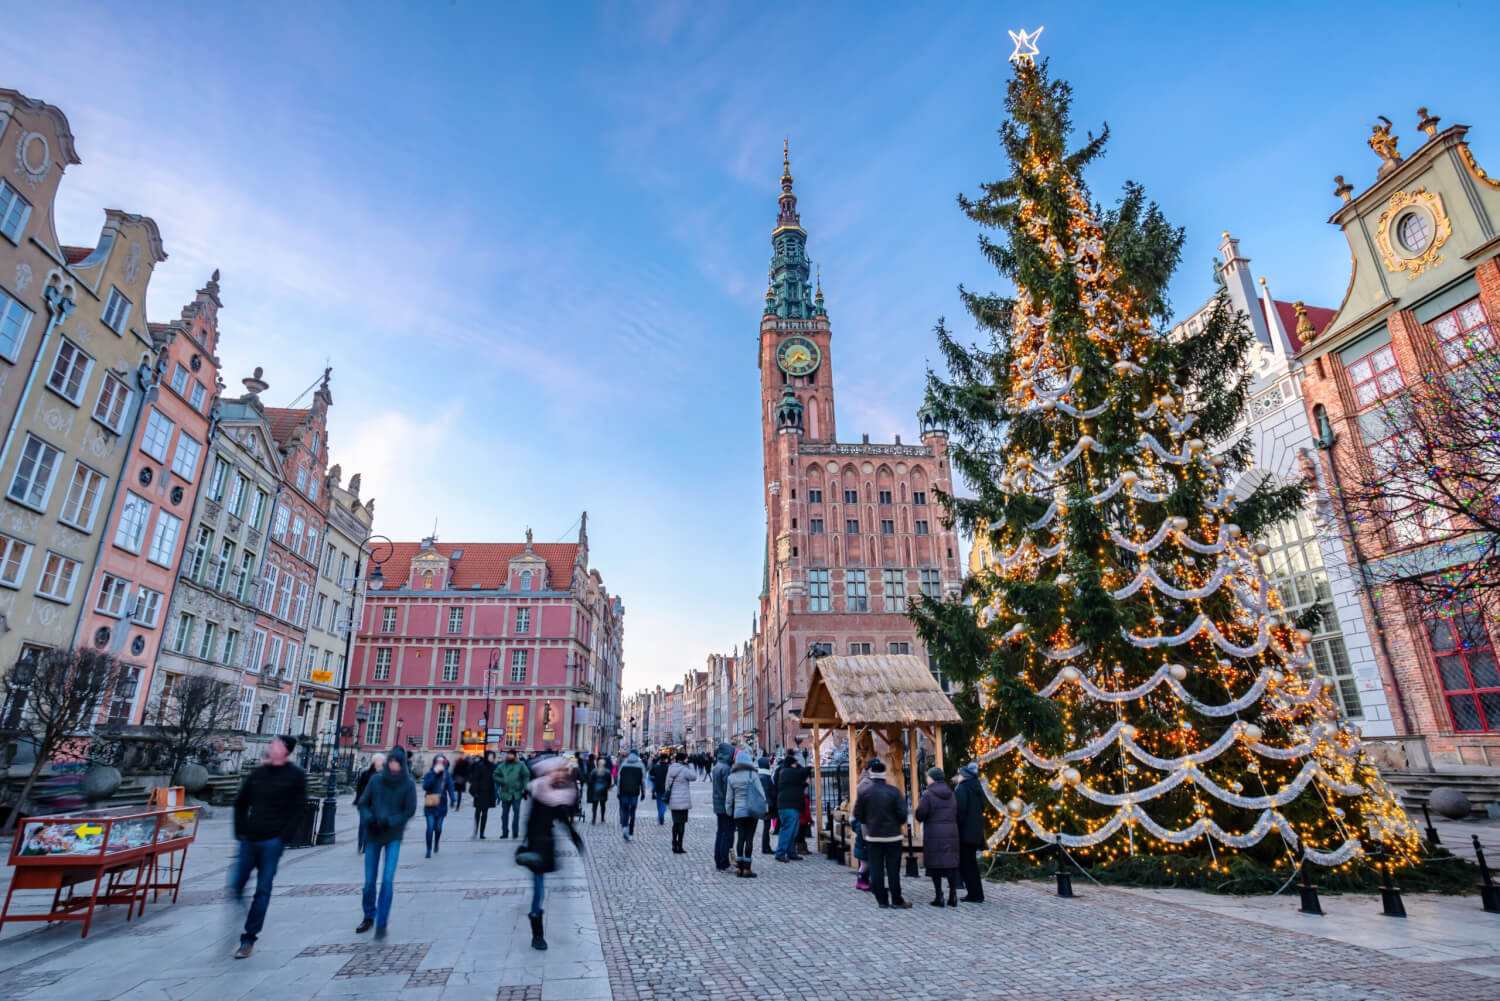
left=9, top=804, right=200, bottom=864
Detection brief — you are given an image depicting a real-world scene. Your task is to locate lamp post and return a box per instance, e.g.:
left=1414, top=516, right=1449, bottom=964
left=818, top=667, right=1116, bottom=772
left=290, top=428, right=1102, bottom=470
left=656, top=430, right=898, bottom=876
left=314, top=534, right=393, bottom=846
left=483, top=652, right=499, bottom=753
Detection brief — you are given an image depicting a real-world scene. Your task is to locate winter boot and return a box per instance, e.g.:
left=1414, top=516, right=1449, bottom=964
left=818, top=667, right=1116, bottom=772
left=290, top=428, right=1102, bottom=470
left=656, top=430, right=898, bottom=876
left=740, top=860, right=757, bottom=879
left=529, top=911, right=547, bottom=951
left=948, top=881, right=959, bottom=907
left=930, top=879, right=945, bottom=907
left=433, top=829, right=441, bottom=854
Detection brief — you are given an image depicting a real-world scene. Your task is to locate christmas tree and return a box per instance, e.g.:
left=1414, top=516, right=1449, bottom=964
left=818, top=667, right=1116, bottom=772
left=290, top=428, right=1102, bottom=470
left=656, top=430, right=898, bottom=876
left=921, top=38, right=1418, bottom=878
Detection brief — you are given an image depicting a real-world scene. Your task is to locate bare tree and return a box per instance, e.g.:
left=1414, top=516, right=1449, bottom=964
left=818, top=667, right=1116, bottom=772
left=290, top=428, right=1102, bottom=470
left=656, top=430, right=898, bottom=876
left=146, top=674, right=240, bottom=778
left=1, top=647, right=126, bottom=828
left=1329, top=337, right=1500, bottom=615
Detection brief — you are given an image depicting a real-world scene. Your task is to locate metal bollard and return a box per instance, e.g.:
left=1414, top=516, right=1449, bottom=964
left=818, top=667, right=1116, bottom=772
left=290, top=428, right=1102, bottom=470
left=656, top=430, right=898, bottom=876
left=1055, top=847, right=1074, bottom=898
left=1421, top=802, right=1442, bottom=846
left=825, top=802, right=837, bottom=861
left=1473, top=836, right=1500, bottom=914
left=1378, top=853, right=1406, bottom=918
left=1297, top=857, right=1323, bottom=915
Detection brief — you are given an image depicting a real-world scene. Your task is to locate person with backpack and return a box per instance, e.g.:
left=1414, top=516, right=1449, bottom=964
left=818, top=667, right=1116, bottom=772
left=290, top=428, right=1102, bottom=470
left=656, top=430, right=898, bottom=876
left=664, top=751, right=696, bottom=854
left=517, top=755, right=582, bottom=951
left=650, top=753, right=671, bottom=825
left=725, top=749, right=767, bottom=878
left=615, top=749, right=647, bottom=840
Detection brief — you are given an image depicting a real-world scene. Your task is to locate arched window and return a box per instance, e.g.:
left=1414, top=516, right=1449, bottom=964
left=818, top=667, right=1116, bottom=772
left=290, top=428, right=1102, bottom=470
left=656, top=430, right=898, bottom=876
left=521, top=570, right=532, bottom=591
left=422, top=570, right=434, bottom=590
left=1313, top=404, right=1334, bottom=447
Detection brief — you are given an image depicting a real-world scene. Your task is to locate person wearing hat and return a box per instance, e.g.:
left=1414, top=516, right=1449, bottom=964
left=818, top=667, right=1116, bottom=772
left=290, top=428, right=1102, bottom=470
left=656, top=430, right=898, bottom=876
left=725, top=749, right=768, bottom=877
left=494, top=749, right=531, bottom=838
left=469, top=750, right=498, bottom=839
left=852, top=759, right=911, bottom=909
left=915, top=766, right=961, bottom=907
left=357, top=746, right=417, bottom=937
left=230, top=735, right=307, bottom=958
left=773, top=750, right=810, bottom=862
left=954, top=762, right=986, bottom=903
left=664, top=751, right=697, bottom=853
left=615, top=749, right=647, bottom=840
left=518, top=754, right=582, bottom=951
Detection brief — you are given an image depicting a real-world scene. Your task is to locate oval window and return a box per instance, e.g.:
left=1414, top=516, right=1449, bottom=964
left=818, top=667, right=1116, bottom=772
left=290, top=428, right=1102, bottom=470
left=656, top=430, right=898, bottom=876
left=1398, top=212, right=1431, bottom=253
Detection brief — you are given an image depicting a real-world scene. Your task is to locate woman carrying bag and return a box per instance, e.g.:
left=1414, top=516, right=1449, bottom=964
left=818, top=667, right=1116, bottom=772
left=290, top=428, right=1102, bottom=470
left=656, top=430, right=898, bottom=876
left=421, top=754, right=457, bottom=858
left=515, top=755, right=582, bottom=952
left=724, top=749, right=767, bottom=878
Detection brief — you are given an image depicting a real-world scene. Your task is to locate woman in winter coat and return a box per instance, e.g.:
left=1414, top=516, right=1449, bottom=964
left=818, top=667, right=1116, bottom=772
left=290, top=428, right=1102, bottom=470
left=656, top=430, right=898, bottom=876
left=587, top=760, right=613, bottom=823
left=664, top=751, right=697, bottom=854
left=954, top=762, right=987, bottom=902
left=520, top=756, right=582, bottom=952
left=421, top=754, right=458, bottom=858
left=469, top=750, right=498, bottom=838
left=724, top=749, right=768, bottom=877
left=450, top=754, right=470, bottom=811
left=914, top=766, right=961, bottom=907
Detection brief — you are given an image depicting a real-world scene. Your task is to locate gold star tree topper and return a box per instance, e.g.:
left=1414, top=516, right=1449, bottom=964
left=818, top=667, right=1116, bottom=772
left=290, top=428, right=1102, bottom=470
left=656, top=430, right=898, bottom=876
left=1008, top=26, right=1043, bottom=64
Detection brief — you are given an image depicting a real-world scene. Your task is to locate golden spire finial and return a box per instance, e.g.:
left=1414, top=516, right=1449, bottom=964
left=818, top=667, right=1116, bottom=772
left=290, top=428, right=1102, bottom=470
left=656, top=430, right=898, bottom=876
left=1417, top=107, right=1440, bottom=138
left=815, top=266, right=823, bottom=301
left=780, top=139, right=794, bottom=192
left=1293, top=301, right=1316, bottom=341
left=765, top=268, right=775, bottom=303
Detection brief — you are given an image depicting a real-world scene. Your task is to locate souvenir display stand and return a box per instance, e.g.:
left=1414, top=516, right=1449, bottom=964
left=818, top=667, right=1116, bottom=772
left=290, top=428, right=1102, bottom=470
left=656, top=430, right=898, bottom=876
left=2, top=802, right=202, bottom=937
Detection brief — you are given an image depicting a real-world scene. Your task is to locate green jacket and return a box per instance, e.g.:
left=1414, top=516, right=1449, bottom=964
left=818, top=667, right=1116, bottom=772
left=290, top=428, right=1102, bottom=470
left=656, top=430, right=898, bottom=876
left=494, top=759, right=531, bottom=802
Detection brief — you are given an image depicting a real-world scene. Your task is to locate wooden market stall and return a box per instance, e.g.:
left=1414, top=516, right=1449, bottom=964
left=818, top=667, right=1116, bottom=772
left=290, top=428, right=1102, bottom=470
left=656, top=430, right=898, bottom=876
left=799, top=654, right=960, bottom=860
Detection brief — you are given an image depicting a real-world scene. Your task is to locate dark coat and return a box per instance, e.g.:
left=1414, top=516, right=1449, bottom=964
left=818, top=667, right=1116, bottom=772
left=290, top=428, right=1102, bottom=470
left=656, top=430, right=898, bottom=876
left=354, top=765, right=377, bottom=803
left=468, top=759, right=498, bottom=810
left=774, top=763, right=810, bottom=812
left=587, top=767, right=613, bottom=803
left=853, top=779, right=907, bottom=841
left=451, top=757, right=470, bottom=790
left=358, top=751, right=417, bottom=847
left=524, top=799, right=581, bottom=874
left=234, top=760, right=307, bottom=842
left=709, top=742, right=734, bottom=815
left=422, top=769, right=456, bottom=817
left=616, top=755, right=647, bottom=798
left=915, top=780, right=960, bottom=871
left=649, top=760, right=670, bottom=799
left=954, top=775, right=987, bottom=847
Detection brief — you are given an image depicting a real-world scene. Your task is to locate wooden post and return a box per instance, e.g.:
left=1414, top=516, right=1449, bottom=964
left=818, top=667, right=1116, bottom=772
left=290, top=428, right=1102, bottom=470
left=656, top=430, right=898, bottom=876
left=934, top=726, right=945, bottom=773
left=811, top=722, right=823, bottom=850
left=908, top=725, right=921, bottom=841
left=847, top=724, right=858, bottom=868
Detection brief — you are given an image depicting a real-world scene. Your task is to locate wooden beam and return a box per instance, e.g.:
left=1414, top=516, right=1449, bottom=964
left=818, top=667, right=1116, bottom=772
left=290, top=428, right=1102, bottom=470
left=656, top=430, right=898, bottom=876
left=811, top=722, right=823, bottom=850
left=908, top=725, right=921, bottom=842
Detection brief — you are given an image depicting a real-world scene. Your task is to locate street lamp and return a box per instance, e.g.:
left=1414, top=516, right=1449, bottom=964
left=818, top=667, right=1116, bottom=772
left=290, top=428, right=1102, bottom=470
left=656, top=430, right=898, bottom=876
left=315, top=534, right=393, bottom=846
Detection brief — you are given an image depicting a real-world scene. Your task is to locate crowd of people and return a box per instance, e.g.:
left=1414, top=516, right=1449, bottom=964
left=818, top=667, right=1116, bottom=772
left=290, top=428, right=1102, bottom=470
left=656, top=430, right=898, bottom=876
left=226, top=736, right=987, bottom=960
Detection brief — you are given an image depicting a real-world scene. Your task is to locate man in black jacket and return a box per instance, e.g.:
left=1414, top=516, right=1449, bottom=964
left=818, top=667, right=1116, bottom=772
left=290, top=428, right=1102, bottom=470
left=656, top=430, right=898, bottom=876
left=649, top=754, right=671, bottom=825
left=773, top=751, right=810, bottom=861
left=954, top=762, right=986, bottom=902
left=853, top=760, right=910, bottom=908
left=231, top=735, right=307, bottom=958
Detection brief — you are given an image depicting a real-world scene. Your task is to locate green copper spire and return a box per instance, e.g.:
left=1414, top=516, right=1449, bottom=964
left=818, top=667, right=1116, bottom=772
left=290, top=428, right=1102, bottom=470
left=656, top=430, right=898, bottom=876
left=770, top=140, right=818, bottom=320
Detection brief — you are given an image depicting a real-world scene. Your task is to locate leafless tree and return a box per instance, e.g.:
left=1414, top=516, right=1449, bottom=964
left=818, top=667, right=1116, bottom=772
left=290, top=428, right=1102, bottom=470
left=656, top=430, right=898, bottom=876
left=1329, top=339, right=1500, bottom=616
left=145, top=674, right=241, bottom=778
left=1, top=647, right=126, bottom=828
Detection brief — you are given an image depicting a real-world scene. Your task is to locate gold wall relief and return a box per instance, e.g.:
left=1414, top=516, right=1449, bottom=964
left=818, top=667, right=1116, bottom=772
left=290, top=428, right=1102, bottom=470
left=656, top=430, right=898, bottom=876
left=1374, top=188, right=1451, bottom=278
left=1459, top=143, right=1500, bottom=190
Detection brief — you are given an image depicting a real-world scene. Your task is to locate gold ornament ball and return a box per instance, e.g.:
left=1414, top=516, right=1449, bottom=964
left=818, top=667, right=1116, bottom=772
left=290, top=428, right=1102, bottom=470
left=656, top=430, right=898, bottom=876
left=1060, top=666, right=1081, bottom=683
left=1077, top=434, right=1095, bottom=449
left=1062, top=767, right=1081, bottom=785
left=1226, top=523, right=1242, bottom=538
left=1121, top=469, right=1139, bottom=486
left=1041, top=398, right=1057, bottom=412
left=1007, top=798, right=1024, bottom=817
left=1241, top=723, right=1262, bottom=742
left=1187, top=438, right=1206, bottom=453
left=1160, top=394, right=1175, bottom=407
left=1168, top=663, right=1189, bottom=681
left=1170, top=516, right=1189, bottom=531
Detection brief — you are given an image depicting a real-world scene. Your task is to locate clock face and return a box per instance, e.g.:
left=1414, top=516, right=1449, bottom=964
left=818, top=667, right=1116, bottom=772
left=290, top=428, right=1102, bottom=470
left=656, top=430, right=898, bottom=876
left=776, top=336, right=820, bottom=376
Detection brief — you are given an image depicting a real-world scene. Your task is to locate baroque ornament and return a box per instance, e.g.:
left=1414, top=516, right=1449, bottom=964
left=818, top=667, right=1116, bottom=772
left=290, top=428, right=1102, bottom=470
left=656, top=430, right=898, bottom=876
left=1374, top=188, right=1450, bottom=278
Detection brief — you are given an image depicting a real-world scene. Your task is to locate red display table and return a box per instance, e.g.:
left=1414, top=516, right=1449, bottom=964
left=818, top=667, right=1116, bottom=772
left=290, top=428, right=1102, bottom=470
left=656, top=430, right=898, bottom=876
left=2, top=803, right=201, bottom=937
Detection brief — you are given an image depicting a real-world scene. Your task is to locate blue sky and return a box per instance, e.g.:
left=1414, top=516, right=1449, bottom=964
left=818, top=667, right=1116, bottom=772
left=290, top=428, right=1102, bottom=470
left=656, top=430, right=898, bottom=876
left=7, top=1, right=1500, bottom=691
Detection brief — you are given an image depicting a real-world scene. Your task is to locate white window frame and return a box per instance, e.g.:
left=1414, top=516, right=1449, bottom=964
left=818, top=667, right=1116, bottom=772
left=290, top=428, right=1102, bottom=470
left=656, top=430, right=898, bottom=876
left=248, top=629, right=267, bottom=674
left=381, top=607, right=397, bottom=633
left=236, top=686, right=255, bottom=730
left=170, top=433, right=201, bottom=481
left=102, top=286, right=131, bottom=333
left=365, top=702, right=386, bottom=745
left=8, top=434, right=62, bottom=510
left=0, top=533, right=31, bottom=589
left=883, top=569, right=906, bottom=612
left=95, top=572, right=132, bottom=617
left=173, top=613, right=195, bottom=653
left=59, top=462, right=107, bottom=532
left=223, top=629, right=241, bottom=667
left=515, top=608, right=531, bottom=634
left=92, top=374, right=131, bottom=433
left=207, top=458, right=229, bottom=501
left=148, top=510, right=182, bottom=567
left=188, top=525, right=212, bottom=581
left=112, top=492, right=151, bottom=553
left=435, top=703, right=455, bottom=746
left=45, top=338, right=93, bottom=406
left=190, top=381, right=207, bottom=411
left=170, top=363, right=189, bottom=396
left=132, top=585, right=163, bottom=628
left=447, top=607, right=463, bottom=634
left=373, top=647, right=392, bottom=681
left=35, top=552, right=79, bottom=602
left=442, top=648, right=460, bottom=682
left=284, top=641, right=299, bottom=680
left=140, top=408, right=174, bottom=462
left=267, top=636, right=283, bottom=678
left=213, top=539, right=234, bottom=590
left=0, top=178, right=32, bottom=243
left=228, top=475, right=247, bottom=517
left=312, top=592, right=327, bottom=630
left=0, top=285, right=35, bottom=361
left=198, top=621, right=218, bottom=660
left=510, top=649, right=528, bottom=684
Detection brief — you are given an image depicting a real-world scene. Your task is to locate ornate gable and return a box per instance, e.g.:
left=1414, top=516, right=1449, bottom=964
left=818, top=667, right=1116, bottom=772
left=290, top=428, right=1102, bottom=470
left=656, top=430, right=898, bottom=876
left=411, top=547, right=451, bottom=591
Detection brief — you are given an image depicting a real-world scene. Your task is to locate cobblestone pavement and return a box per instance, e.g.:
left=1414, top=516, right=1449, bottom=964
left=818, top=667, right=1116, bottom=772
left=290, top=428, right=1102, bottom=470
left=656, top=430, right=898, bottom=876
left=581, top=799, right=1500, bottom=1001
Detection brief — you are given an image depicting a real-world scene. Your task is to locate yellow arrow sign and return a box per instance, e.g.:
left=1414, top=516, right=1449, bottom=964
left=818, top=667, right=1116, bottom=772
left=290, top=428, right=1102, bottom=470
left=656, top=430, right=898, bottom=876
left=77, top=824, right=102, bottom=836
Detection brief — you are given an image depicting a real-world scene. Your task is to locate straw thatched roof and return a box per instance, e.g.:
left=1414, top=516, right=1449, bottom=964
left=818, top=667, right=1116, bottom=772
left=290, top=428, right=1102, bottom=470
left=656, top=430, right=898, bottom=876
left=800, top=654, right=960, bottom=727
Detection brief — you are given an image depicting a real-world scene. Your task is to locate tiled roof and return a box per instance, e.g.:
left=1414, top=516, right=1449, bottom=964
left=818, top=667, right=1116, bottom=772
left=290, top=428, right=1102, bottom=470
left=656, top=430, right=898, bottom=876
left=263, top=406, right=308, bottom=446
left=62, top=245, right=92, bottom=265
left=1273, top=300, right=1335, bottom=354
left=378, top=541, right=579, bottom=592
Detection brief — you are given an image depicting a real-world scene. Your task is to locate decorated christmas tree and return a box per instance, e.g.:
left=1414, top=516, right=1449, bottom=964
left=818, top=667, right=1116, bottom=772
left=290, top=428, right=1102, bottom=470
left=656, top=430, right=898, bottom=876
left=922, top=34, right=1418, bottom=880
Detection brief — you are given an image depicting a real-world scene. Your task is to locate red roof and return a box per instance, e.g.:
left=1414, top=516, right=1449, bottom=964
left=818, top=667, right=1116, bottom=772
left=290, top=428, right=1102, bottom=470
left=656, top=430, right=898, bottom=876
left=1273, top=300, right=1335, bottom=354
left=62, top=246, right=92, bottom=265
left=379, top=541, right=579, bottom=592
left=263, top=406, right=309, bottom=446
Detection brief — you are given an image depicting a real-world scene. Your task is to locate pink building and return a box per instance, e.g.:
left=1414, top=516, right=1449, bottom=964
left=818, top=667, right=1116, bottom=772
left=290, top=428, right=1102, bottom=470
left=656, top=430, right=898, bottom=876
left=74, top=273, right=221, bottom=724
left=343, top=518, right=621, bottom=760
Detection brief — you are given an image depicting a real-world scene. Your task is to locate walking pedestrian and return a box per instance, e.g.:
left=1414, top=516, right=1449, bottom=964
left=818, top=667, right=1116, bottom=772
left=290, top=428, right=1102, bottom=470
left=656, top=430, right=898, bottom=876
left=518, top=755, right=583, bottom=951
left=451, top=753, right=470, bottom=812
left=710, top=742, right=735, bottom=872
left=773, top=750, right=809, bottom=862
left=495, top=749, right=530, bottom=838
left=229, top=735, right=307, bottom=959
left=616, top=749, right=646, bottom=840
left=665, top=751, right=696, bottom=854
left=356, top=747, right=417, bottom=938
left=916, top=767, right=960, bottom=907
left=954, top=762, right=986, bottom=903
left=354, top=753, right=384, bottom=853
left=650, top=753, right=671, bottom=826
left=853, top=760, right=910, bottom=908
left=587, top=757, right=613, bottom=823
left=470, top=750, right=498, bottom=838
left=725, top=749, right=767, bottom=878
left=756, top=756, right=775, bottom=855
left=421, top=754, right=457, bottom=858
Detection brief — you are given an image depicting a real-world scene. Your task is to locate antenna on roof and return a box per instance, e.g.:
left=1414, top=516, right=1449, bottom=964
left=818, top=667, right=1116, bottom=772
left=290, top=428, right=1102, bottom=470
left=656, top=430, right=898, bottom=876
left=283, top=373, right=322, bottom=409
left=432, top=516, right=438, bottom=541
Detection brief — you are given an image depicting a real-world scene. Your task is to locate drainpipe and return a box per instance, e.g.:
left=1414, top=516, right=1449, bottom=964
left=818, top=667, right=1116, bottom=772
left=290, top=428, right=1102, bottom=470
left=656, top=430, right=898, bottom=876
left=0, top=284, right=75, bottom=475
left=1315, top=424, right=1416, bottom=738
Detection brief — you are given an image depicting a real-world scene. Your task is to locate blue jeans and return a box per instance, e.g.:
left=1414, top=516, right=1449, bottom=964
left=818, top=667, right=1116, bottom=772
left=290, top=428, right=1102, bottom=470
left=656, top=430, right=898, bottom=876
left=530, top=871, right=545, bottom=915
left=424, top=812, right=445, bottom=851
left=362, top=839, right=400, bottom=928
left=656, top=796, right=669, bottom=823
left=776, top=809, right=801, bottom=860
left=619, top=795, right=639, bottom=834
left=501, top=799, right=521, bottom=836
left=714, top=814, right=735, bottom=869
left=230, top=837, right=283, bottom=945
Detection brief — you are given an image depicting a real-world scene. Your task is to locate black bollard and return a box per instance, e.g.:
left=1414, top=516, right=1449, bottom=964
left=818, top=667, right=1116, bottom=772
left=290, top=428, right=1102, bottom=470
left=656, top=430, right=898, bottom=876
left=1378, top=854, right=1406, bottom=918
left=1055, top=847, right=1074, bottom=898
left=1473, top=836, right=1500, bottom=914
left=825, top=802, right=837, bottom=861
left=905, top=824, right=919, bottom=878
left=1297, top=857, right=1323, bottom=915
left=1421, top=802, right=1442, bottom=846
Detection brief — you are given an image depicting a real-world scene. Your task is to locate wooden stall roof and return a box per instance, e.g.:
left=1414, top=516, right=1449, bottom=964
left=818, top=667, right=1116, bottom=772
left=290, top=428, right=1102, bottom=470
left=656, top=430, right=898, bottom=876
left=800, top=654, right=961, bottom=728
